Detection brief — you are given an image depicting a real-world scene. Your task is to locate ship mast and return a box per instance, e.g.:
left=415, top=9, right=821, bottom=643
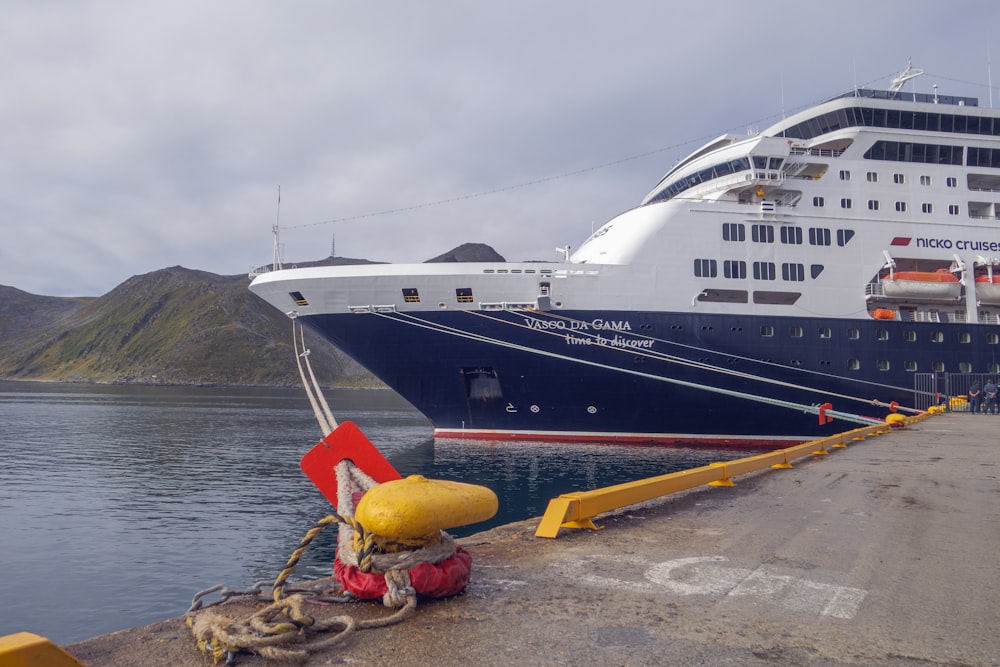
left=272, top=186, right=283, bottom=271
left=888, top=59, right=924, bottom=94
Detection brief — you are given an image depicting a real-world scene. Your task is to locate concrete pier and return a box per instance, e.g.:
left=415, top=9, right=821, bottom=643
left=65, top=412, right=999, bottom=666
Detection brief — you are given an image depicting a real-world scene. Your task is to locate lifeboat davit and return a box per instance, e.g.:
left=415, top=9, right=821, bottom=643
left=881, top=269, right=961, bottom=301
left=974, top=274, right=1000, bottom=305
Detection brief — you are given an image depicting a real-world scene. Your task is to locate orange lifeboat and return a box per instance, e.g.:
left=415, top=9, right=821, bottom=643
left=882, top=269, right=961, bottom=300
left=974, top=273, right=1000, bottom=305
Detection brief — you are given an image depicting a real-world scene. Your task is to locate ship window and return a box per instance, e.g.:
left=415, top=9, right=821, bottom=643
left=921, top=175, right=932, bottom=185
left=840, top=170, right=851, bottom=181
left=539, top=282, right=550, bottom=296
left=753, top=261, right=775, bottom=280
left=288, top=291, right=309, bottom=306
left=932, top=331, right=944, bottom=342
left=780, top=227, right=803, bottom=244
left=841, top=198, right=853, bottom=209
left=922, top=203, right=934, bottom=213
left=752, top=291, right=801, bottom=305
left=904, top=330, right=916, bottom=342
left=905, top=360, right=918, bottom=372
left=808, top=228, right=831, bottom=245
left=847, top=328, right=860, bottom=339
left=868, top=200, right=880, bottom=210
left=894, top=173, right=905, bottom=184
left=848, top=359, right=860, bottom=370
left=751, top=224, right=774, bottom=243
left=948, top=204, right=960, bottom=215
left=769, top=157, right=784, bottom=169
left=896, top=201, right=907, bottom=212
left=932, top=361, right=945, bottom=372
left=456, top=287, right=474, bottom=303
left=760, top=325, right=774, bottom=337
left=947, top=177, right=957, bottom=187
left=781, top=263, right=805, bottom=281
left=959, top=331, right=971, bottom=343
left=810, top=264, right=825, bottom=279
left=867, top=171, right=878, bottom=182
left=722, top=223, right=745, bottom=241
left=402, top=288, right=420, bottom=303
left=959, top=362, right=973, bottom=373
left=837, top=229, right=855, bottom=246
left=789, top=326, right=803, bottom=338
left=989, top=333, right=1000, bottom=345
left=696, top=289, right=748, bottom=303
left=877, top=329, right=889, bottom=341
left=813, top=196, right=825, bottom=207
left=877, top=359, right=890, bottom=371
left=724, top=260, right=747, bottom=279
left=694, top=259, right=717, bottom=277
left=818, top=327, right=832, bottom=338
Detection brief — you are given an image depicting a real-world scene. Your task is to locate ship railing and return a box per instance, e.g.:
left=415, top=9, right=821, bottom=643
left=788, top=146, right=845, bottom=158
left=480, top=301, right=537, bottom=311
left=865, top=282, right=885, bottom=299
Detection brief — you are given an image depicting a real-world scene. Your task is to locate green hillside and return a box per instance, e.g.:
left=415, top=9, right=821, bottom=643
left=0, top=266, right=367, bottom=386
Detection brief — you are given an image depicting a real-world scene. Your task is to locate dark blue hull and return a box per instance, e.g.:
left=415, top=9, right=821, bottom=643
left=304, top=308, right=953, bottom=444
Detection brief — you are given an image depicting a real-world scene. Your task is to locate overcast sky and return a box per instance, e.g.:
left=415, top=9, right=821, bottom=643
left=2, top=1, right=997, bottom=297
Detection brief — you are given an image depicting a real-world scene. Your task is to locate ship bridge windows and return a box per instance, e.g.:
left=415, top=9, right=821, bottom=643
left=645, top=156, right=751, bottom=204
left=780, top=101, right=1000, bottom=142
left=864, top=141, right=964, bottom=165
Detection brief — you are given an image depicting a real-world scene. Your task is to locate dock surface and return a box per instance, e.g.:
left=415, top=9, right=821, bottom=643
left=66, top=413, right=999, bottom=666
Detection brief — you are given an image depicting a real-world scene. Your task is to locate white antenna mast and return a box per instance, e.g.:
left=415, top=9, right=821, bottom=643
left=989, top=44, right=994, bottom=108
left=272, top=186, right=283, bottom=271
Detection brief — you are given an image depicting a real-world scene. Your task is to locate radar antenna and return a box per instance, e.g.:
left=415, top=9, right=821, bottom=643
left=888, top=59, right=924, bottom=92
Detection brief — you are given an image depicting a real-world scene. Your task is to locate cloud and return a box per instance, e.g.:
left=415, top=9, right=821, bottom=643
left=1, top=0, right=996, bottom=296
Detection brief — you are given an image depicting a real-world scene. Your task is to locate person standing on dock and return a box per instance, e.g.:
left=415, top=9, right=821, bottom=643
left=968, top=381, right=983, bottom=414
left=983, top=379, right=999, bottom=415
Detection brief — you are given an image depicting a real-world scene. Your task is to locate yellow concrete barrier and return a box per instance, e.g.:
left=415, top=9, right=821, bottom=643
left=0, top=632, right=87, bottom=667
left=535, top=412, right=932, bottom=538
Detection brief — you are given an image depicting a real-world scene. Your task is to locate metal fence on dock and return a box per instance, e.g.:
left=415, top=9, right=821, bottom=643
left=914, top=372, right=1000, bottom=412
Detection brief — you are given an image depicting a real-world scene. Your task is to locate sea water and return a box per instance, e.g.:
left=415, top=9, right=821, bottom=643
left=0, top=381, right=748, bottom=644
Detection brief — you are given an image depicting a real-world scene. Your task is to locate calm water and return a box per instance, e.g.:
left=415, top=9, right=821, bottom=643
left=0, top=381, right=750, bottom=644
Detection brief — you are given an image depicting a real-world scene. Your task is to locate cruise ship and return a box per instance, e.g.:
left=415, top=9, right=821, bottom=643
left=249, top=64, right=1000, bottom=445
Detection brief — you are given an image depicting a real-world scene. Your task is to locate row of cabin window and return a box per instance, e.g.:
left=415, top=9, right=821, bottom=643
left=840, top=170, right=957, bottom=186
left=721, top=224, right=854, bottom=246
left=759, top=325, right=996, bottom=344
left=814, top=196, right=960, bottom=214
left=843, top=359, right=993, bottom=373
left=695, top=260, right=816, bottom=280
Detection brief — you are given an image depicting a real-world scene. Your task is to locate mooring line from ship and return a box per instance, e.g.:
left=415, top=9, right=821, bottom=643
left=513, top=308, right=926, bottom=413
left=374, top=310, right=885, bottom=425
left=455, top=308, right=922, bottom=416
left=292, top=318, right=338, bottom=435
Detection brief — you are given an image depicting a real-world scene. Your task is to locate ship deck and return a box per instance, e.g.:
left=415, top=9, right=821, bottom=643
left=66, top=411, right=998, bottom=666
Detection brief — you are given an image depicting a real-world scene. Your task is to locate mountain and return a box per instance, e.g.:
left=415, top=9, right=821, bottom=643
left=0, top=245, right=505, bottom=386
left=0, top=266, right=363, bottom=385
